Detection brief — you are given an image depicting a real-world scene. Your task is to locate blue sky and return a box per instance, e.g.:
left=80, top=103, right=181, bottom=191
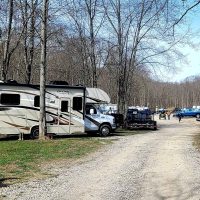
left=169, top=5, right=200, bottom=82
left=171, top=44, right=200, bottom=82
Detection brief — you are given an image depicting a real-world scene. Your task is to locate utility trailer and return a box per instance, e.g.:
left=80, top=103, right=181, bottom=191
left=124, top=108, right=157, bottom=130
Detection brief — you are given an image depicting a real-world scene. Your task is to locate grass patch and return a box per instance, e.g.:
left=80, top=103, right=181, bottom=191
left=193, top=134, right=200, bottom=150
left=0, top=137, right=111, bottom=183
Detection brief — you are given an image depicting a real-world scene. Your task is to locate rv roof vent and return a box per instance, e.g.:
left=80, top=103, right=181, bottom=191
left=49, top=80, right=69, bottom=85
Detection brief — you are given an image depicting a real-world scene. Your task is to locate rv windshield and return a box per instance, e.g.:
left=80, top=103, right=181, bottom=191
left=97, top=106, right=105, bottom=114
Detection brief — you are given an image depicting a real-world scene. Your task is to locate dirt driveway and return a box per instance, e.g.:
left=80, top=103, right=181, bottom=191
left=1, top=116, right=200, bottom=200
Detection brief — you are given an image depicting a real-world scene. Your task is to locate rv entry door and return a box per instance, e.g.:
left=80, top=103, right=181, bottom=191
left=58, top=98, right=71, bottom=134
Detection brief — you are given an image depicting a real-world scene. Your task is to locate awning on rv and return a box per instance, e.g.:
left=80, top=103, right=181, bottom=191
left=86, top=88, right=110, bottom=103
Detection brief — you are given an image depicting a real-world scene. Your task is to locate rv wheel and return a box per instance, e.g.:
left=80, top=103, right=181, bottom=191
left=99, top=124, right=111, bottom=137
left=30, top=126, right=39, bottom=139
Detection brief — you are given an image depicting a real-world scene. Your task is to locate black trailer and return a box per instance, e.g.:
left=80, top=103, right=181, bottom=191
left=124, top=108, right=157, bottom=130
left=110, top=113, right=124, bottom=128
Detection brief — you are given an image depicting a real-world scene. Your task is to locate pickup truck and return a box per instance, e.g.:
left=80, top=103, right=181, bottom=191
left=176, top=108, right=200, bottom=118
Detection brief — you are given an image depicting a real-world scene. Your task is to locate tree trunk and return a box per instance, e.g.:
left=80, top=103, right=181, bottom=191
left=1, top=0, right=14, bottom=81
left=39, top=0, right=48, bottom=140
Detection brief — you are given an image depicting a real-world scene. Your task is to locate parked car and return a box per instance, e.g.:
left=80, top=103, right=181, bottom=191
left=176, top=108, right=200, bottom=118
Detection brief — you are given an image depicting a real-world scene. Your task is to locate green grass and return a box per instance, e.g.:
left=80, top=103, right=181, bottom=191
left=0, top=129, right=149, bottom=184
left=193, top=134, right=200, bottom=150
left=0, top=137, right=111, bottom=182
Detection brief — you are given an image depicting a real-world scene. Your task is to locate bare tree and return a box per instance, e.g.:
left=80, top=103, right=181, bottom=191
left=59, top=0, right=105, bottom=87
left=85, top=0, right=98, bottom=87
left=1, top=0, right=14, bottom=81
left=20, top=0, right=38, bottom=84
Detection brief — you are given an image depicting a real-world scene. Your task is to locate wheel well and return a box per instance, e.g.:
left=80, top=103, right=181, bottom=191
left=99, top=122, right=111, bottom=130
left=30, top=126, right=39, bottom=134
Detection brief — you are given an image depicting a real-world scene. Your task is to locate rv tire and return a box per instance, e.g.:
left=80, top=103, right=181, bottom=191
left=99, top=124, right=111, bottom=137
left=30, top=126, right=39, bottom=139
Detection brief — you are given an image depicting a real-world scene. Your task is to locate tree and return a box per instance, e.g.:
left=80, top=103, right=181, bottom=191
left=20, top=0, right=38, bottom=84
left=60, top=0, right=105, bottom=87
left=1, top=0, right=14, bottom=81
left=102, top=0, right=192, bottom=114
left=39, top=0, right=49, bottom=140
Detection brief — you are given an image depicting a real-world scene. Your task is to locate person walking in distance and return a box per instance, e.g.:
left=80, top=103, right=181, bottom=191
left=178, top=113, right=182, bottom=122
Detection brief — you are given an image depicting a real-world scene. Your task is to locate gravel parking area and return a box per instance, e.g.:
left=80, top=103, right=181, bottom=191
left=1, top=116, right=200, bottom=200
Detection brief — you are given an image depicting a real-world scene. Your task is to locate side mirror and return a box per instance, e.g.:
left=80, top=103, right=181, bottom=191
left=90, top=109, right=94, bottom=115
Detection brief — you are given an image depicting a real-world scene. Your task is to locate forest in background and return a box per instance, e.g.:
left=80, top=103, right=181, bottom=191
left=0, top=0, right=200, bottom=113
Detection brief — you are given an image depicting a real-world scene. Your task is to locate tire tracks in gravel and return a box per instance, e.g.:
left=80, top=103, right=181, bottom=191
left=139, top=118, right=200, bottom=200
left=0, top=133, right=156, bottom=200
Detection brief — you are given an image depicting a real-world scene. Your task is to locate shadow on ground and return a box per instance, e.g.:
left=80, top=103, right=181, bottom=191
left=0, top=128, right=155, bottom=141
left=0, top=178, right=19, bottom=188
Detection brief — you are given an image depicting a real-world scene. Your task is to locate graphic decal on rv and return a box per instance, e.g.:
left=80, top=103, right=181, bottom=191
left=17, top=116, right=74, bottom=125
left=0, top=106, right=75, bottom=125
left=17, top=117, right=39, bottom=123
left=2, top=121, right=30, bottom=130
left=85, top=115, right=101, bottom=127
left=50, top=116, right=74, bottom=125
left=0, top=108, right=11, bottom=111
left=0, top=105, right=40, bottom=111
left=1, top=89, right=38, bottom=96
left=0, top=104, right=82, bottom=120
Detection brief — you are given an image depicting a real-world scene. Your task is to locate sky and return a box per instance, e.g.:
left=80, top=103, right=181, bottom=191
left=168, top=5, right=200, bottom=82
left=173, top=48, right=200, bottom=82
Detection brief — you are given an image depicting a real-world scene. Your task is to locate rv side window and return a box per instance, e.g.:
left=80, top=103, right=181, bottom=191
left=86, top=105, right=97, bottom=114
left=0, top=93, right=20, bottom=105
left=34, top=96, right=40, bottom=107
left=61, top=101, right=68, bottom=112
left=73, top=97, right=82, bottom=111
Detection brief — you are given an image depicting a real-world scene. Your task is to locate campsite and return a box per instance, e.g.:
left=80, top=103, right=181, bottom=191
left=1, top=0, right=200, bottom=199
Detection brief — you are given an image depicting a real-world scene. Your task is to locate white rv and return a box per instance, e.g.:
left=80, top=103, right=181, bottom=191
left=85, top=88, right=116, bottom=136
left=0, top=83, right=85, bottom=138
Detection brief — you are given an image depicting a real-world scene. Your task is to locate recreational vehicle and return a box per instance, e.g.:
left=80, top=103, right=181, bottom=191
left=0, top=83, right=85, bottom=138
left=0, top=83, right=116, bottom=138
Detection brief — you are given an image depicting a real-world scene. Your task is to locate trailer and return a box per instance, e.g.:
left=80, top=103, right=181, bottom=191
left=0, top=82, right=85, bottom=138
left=124, top=108, right=157, bottom=130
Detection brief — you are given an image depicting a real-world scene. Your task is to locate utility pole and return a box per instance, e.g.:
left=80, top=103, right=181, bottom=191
left=39, top=0, right=49, bottom=140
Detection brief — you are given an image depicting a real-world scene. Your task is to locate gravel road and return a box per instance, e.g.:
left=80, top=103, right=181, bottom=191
left=1, top=116, right=200, bottom=200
